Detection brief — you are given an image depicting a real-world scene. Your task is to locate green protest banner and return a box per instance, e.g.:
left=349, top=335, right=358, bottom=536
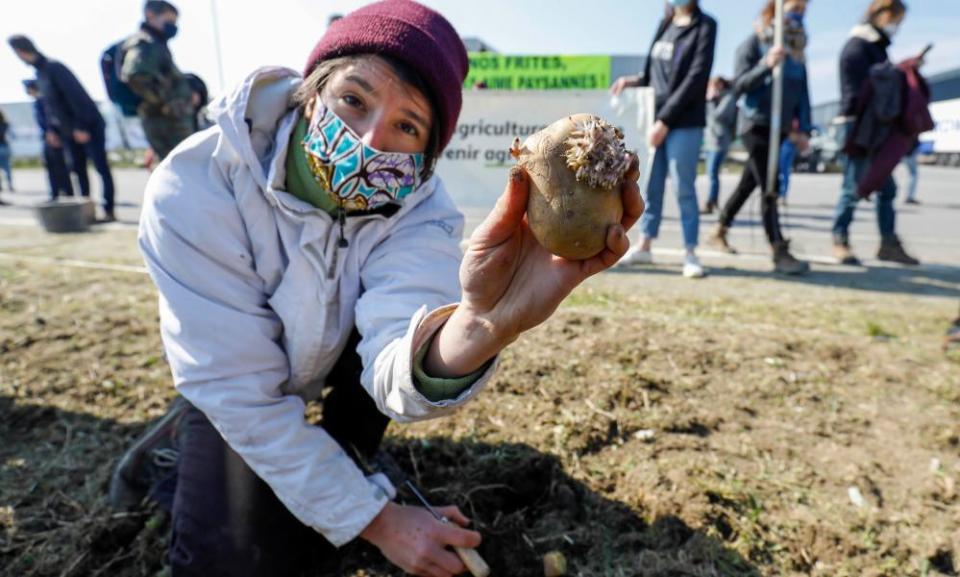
left=464, top=54, right=612, bottom=90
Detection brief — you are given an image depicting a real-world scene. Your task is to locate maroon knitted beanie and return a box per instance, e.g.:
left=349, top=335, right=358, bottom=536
left=303, top=0, right=468, bottom=151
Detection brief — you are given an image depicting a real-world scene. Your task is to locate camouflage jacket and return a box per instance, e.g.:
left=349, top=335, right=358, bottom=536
left=120, top=24, right=192, bottom=118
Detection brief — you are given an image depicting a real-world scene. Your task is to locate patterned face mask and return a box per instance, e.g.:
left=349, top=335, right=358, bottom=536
left=301, top=103, right=426, bottom=212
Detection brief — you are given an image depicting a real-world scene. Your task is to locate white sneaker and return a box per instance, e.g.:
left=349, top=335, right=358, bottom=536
left=617, top=246, right=653, bottom=267
left=682, top=253, right=706, bottom=278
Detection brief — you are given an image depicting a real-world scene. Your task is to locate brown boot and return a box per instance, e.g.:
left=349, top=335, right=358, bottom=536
left=700, top=200, right=717, bottom=215
left=708, top=224, right=737, bottom=254
left=773, top=241, right=810, bottom=275
left=877, top=236, right=920, bottom=266
left=833, top=241, right=861, bottom=266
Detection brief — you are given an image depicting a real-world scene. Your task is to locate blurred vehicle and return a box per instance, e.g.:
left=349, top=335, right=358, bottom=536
left=794, top=123, right=842, bottom=173
left=919, top=97, right=960, bottom=167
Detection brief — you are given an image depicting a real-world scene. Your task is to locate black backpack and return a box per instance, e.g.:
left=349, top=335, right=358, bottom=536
left=100, top=40, right=142, bottom=117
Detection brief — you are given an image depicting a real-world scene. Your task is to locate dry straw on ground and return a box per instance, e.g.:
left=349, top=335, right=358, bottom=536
left=2, top=228, right=959, bottom=576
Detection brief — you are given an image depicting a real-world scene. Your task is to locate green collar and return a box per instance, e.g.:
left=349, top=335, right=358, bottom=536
left=285, top=116, right=338, bottom=215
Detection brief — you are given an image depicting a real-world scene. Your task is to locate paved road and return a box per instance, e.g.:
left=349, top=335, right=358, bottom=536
left=1, top=164, right=958, bottom=267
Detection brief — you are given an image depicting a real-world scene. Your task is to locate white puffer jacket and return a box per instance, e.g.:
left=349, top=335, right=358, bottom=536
left=138, top=67, right=498, bottom=546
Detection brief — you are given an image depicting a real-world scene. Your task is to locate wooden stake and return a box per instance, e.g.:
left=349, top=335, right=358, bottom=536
left=766, top=0, right=786, bottom=202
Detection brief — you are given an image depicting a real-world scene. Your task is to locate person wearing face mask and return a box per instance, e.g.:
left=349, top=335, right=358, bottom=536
left=107, top=1, right=642, bottom=575
left=707, top=0, right=812, bottom=275
left=830, top=0, right=919, bottom=266
left=120, top=0, right=194, bottom=161
left=611, top=0, right=717, bottom=279
left=7, top=35, right=116, bottom=220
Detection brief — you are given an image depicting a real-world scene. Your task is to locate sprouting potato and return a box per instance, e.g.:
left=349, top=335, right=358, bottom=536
left=511, top=114, right=631, bottom=260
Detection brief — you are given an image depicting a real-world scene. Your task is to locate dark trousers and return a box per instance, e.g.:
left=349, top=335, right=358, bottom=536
left=169, top=330, right=390, bottom=577
left=67, top=124, right=115, bottom=214
left=44, top=143, right=73, bottom=199
left=142, top=114, right=195, bottom=161
left=718, top=126, right=786, bottom=246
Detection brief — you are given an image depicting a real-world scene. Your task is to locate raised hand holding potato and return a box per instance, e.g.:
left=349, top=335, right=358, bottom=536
left=425, top=116, right=643, bottom=378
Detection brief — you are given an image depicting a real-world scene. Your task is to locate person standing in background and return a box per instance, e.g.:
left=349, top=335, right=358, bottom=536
left=24, top=79, right=73, bottom=200
left=707, top=0, right=812, bottom=275
left=830, top=0, right=919, bottom=266
left=902, top=142, right=920, bottom=204
left=121, top=0, right=195, bottom=161
left=7, top=35, right=116, bottom=220
left=0, top=110, right=13, bottom=200
left=611, top=0, right=717, bottom=279
left=701, top=76, right=737, bottom=215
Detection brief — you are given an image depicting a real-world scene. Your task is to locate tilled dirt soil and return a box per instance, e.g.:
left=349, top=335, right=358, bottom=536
left=1, top=229, right=959, bottom=576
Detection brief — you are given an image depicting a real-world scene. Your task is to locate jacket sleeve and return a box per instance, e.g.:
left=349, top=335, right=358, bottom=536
left=637, top=20, right=666, bottom=88
left=121, top=41, right=166, bottom=106
left=656, top=17, right=717, bottom=127
left=839, top=39, right=870, bottom=116
left=796, top=65, right=813, bottom=134
left=34, top=102, right=49, bottom=134
left=716, top=91, right=739, bottom=132
left=138, top=137, right=391, bottom=547
left=637, top=56, right=651, bottom=88
left=734, top=36, right=770, bottom=97
left=48, top=63, right=98, bottom=133
left=355, top=180, right=498, bottom=423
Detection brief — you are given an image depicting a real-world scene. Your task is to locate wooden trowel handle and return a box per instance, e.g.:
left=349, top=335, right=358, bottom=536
left=454, top=546, right=490, bottom=577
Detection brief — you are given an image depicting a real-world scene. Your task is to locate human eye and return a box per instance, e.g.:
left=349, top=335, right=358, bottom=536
left=398, top=121, right=419, bottom=138
left=341, top=93, right=365, bottom=109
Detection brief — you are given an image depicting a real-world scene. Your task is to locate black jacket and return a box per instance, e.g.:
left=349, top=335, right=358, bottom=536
left=33, top=54, right=104, bottom=136
left=640, top=9, right=717, bottom=129
left=839, top=24, right=891, bottom=117
left=849, top=62, right=903, bottom=155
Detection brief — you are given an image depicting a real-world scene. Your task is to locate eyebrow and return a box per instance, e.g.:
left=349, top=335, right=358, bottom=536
left=344, top=74, right=376, bottom=94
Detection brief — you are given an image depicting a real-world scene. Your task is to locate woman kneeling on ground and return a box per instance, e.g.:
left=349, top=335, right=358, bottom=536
left=708, top=0, right=812, bottom=275
left=109, top=1, right=642, bottom=576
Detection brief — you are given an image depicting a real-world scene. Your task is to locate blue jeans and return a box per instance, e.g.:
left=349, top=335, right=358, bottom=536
left=705, top=147, right=728, bottom=205
left=832, top=154, right=897, bottom=242
left=0, top=144, right=12, bottom=191
left=903, top=149, right=918, bottom=201
left=640, top=127, right=703, bottom=249
left=779, top=139, right=797, bottom=199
